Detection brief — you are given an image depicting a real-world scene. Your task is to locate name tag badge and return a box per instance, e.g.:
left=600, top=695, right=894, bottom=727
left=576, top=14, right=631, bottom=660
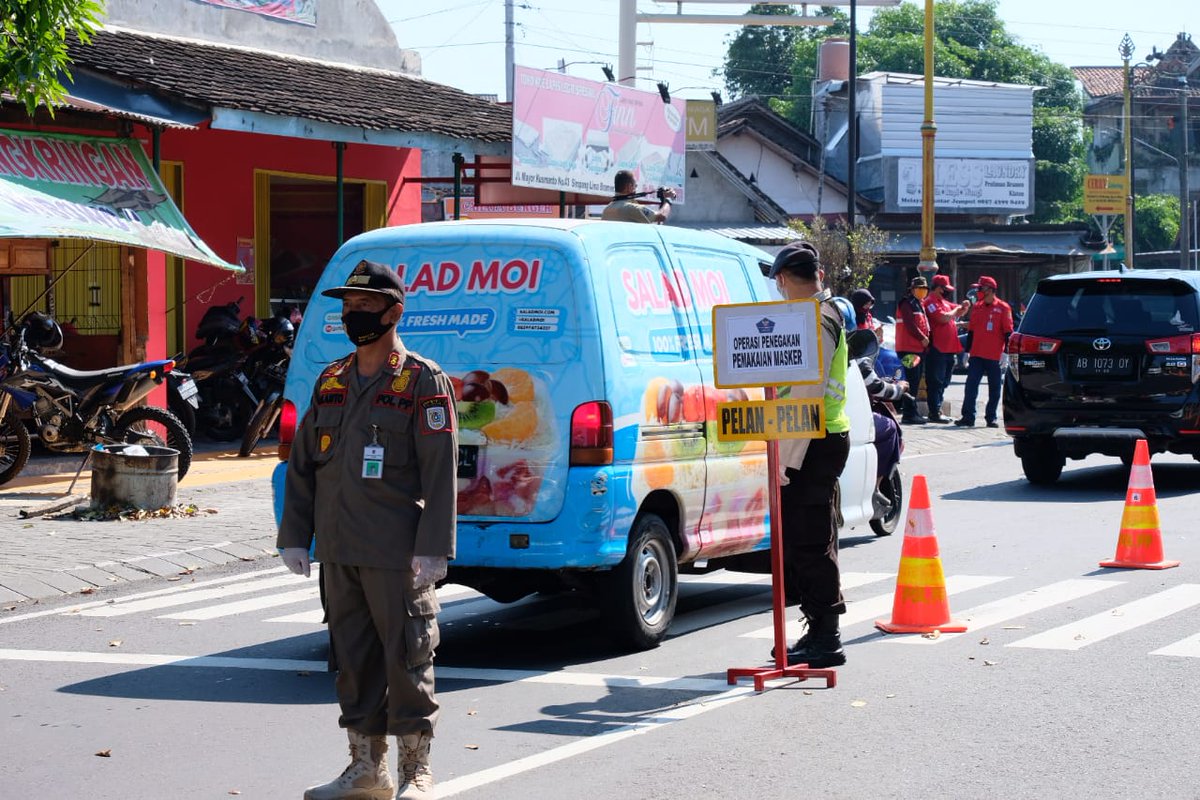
left=987, top=320, right=994, bottom=331
left=362, top=445, right=385, bottom=479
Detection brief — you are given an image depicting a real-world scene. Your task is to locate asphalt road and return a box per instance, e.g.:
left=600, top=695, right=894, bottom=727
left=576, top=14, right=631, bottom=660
left=1, top=441, right=1198, bottom=799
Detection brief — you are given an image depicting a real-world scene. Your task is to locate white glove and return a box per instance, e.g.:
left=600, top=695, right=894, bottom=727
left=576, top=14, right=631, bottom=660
left=280, top=547, right=311, bottom=577
left=411, top=555, right=448, bottom=589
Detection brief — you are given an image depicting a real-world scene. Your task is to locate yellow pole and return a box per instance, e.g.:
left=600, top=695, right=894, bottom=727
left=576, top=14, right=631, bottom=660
left=1120, top=33, right=1135, bottom=268
left=918, top=0, right=939, bottom=276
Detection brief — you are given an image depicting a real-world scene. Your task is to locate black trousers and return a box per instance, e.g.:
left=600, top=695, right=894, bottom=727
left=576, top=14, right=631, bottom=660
left=781, top=431, right=851, bottom=617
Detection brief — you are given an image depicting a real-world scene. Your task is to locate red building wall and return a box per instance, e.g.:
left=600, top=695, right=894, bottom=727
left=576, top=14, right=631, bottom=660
left=154, top=124, right=421, bottom=338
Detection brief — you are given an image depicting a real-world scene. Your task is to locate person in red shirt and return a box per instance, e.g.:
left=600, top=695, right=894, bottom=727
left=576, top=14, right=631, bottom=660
left=955, top=275, right=1014, bottom=427
left=895, top=277, right=931, bottom=424
left=924, top=274, right=969, bottom=423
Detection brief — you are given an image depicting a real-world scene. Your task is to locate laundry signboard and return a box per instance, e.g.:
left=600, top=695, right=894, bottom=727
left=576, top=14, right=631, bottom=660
left=0, top=129, right=238, bottom=270
left=511, top=66, right=686, bottom=200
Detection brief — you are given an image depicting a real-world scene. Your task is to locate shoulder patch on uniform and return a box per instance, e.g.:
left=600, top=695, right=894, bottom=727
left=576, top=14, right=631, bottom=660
left=419, top=395, right=454, bottom=434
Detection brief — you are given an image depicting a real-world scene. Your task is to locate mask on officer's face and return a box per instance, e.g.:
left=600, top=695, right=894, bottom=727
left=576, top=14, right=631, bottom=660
left=913, top=287, right=929, bottom=300
left=341, top=307, right=394, bottom=346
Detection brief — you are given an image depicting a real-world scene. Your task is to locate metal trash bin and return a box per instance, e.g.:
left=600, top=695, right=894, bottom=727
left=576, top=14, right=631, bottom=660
left=91, top=444, right=179, bottom=510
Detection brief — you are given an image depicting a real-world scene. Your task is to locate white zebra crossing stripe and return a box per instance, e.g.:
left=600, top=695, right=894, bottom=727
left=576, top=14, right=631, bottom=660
left=265, top=608, right=324, bottom=625
left=740, top=575, right=1009, bottom=640
left=78, top=572, right=314, bottom=617
left=1151, top=632, right=1200, bottom=659
left=887, top=578, right=1125, bottom=645
left=159, top=587, right=321, bottom=620
left=1008, top=584, right=1200, bottom=651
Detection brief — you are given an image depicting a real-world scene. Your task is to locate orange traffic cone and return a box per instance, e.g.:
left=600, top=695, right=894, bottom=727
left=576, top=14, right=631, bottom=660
left=875, top=475, right=966, bottom=634
left=1099, top=439, right=1180, bottom=570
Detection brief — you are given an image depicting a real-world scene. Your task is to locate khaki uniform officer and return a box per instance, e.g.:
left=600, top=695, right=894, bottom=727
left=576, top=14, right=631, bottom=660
left=278, top=259, right=457, bottom=800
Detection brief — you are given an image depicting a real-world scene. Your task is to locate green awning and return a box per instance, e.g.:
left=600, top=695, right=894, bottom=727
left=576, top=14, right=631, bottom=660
left=0, top=128, right=240, bottom=271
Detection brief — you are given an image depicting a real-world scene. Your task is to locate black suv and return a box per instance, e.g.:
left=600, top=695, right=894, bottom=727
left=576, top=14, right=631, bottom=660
left=1004, top=269, right=1200, bottom=484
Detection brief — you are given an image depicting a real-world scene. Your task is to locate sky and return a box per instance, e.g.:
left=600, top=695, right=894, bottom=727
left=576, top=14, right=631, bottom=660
left=378, top=1, right=1198, bottom=101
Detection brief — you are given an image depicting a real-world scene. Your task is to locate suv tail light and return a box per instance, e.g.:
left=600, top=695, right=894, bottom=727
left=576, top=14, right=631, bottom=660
left=278, top=399, right=298, bottom=461
left=1007, top=332, right=1061, bottom=355
left=570, top=401, right=613, bottom=466
left=1144, top=333, right=1200, bottom=354
left=1145, top=333, right=1200, bottom=383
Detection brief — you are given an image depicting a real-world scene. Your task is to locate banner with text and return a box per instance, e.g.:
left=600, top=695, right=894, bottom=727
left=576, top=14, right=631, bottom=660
left=512, top=66, right=686, bottom=199
left=895, top=157, right=1032, bottom=212
left=712, top=299, right=823, bottom=389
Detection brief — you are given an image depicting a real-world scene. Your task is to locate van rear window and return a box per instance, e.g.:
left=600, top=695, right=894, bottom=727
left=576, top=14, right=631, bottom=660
left=321, top=245, right=581, bottom=365
left=1023, top=279, right=1198, bottom=337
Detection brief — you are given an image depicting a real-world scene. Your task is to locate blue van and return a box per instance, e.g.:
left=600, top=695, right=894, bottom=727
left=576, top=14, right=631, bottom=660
left=272, top=220, right=886, bottom=648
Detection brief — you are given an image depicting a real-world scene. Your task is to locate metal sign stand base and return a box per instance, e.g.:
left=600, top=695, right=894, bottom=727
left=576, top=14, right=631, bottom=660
left=725, top=393, right=838, bottom=693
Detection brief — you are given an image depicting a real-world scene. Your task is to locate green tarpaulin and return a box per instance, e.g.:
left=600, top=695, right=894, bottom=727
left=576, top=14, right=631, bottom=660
left=0, top=128, right=240, bottom=271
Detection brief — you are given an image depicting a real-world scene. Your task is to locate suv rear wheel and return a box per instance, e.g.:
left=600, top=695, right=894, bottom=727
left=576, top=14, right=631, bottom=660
left=1019, top=438, right=1065, bottom=485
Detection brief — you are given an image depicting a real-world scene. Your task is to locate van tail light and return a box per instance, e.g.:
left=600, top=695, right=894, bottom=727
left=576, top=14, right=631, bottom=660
left=278, top=399, right=298, bottom=461
left=1007, top=332, right=1061, bottom=355
left=570, top=401, right=613, bottom=466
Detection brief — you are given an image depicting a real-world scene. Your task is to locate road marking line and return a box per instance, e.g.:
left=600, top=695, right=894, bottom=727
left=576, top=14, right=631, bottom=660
left=265, top=608, right=325, bottom=624
left=435, top=683, right=757, bottom=798
left=159, top=587, right=321, bottom=620
left=436, top=667, right=734, bottom=693
left=0, top=648, right=326, bottom=672
left=1008, top=584, right=1200, bottom=651
left=78, top=573, right=314, bottom=617
left=739, top=575, right=1009, bottom=640
left=0, top=566, right=291, bottom=626
left=885, top=578, right=1125, bottom=644
left=1151, top=632, right=1200, bottom=659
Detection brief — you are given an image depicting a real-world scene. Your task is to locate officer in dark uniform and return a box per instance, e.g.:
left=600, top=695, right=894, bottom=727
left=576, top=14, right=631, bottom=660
left=278, top=260, right=457, bottom=800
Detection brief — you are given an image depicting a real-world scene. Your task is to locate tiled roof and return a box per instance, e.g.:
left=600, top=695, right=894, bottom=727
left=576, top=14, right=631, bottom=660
left=67, top=27, right=512, bottom=143
left=717, top=95, right=821, bottom=164
left=1072, top=66, right=1152, bottom=99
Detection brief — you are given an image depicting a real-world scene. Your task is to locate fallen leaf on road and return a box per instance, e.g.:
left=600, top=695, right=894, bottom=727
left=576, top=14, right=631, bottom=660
left=851, top=700, right=867, bottom=708
left=983, top=660, right=998, bottom=666
left=296, top=671, right=311, bottom=677
left=178, top=569, right=195, bottom=576
left=467, top=709, right=477, bottom=716
left=228, top=791, right=241, bottom=796
left=95, top=749, right=111, bottom=758
left=1074, top=634, right=1086, bottom=641
left=108, top=640, right=122, bottom=648
left=803, top=690, right=813, bottom=696
left=22, top=523, right=32, bottom=528
left=886, top=694, right=896, bottom=699
left=80, top=588, right=95, bottom=595
left=921, top=630, right=941, bottom=640
left=178, top=622, right=196, bottom=627
left=979, top=637, right=990, bottom=645
left=2, top=606, right=16, bottom=612
left=465, top=744, right=479, bottom=750
left=167, top=576, right=182, bottom=582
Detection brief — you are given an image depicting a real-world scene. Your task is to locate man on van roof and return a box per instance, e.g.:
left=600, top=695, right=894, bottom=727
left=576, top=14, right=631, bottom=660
left=768, top=240, right=851, bottom=669
left=278, top=259, right=457, bottom=800
left=601, top=169, right=676, bottom=224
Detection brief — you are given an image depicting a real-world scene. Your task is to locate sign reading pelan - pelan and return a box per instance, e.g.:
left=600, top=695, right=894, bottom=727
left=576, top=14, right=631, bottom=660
left=712, top=300, right=824, bottom=442
left=1083, top=174, right=1127, bottom=215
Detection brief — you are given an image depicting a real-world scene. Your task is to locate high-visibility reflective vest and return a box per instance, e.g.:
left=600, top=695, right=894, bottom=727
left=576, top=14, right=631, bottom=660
left=824, top=319, right=851, bottom=434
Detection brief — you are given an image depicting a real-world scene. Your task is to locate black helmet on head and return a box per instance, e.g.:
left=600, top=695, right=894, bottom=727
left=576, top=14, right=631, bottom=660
left=21, top=312, right=64, bottom=351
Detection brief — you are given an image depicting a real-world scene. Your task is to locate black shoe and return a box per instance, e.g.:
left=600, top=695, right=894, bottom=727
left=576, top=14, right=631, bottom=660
left=785, top=615, right=846, bottom=668
left=769, top=616, right=814, bottom=660
left=901, top=414, right=928, bottom=425
left=954, top=417, right=975, bottom=427
left=872, top=490, right=893, bottom=518
left=927, top=413, right=951, bottom=423
left=986, top=420, right=1000, bottom=428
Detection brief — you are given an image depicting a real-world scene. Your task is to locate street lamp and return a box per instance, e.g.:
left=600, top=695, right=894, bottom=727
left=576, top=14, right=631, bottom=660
left=917, top=0, right=938, bottom=278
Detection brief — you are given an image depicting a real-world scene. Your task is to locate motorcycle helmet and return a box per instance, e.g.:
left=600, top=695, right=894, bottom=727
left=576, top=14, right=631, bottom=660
left=21, top=312, right=64, bottom=351
left=829, top=296, right=856, bottom=332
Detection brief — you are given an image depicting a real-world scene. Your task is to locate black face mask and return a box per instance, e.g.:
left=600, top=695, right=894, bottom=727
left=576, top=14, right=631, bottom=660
left=342, top=308, right=394, bottom=346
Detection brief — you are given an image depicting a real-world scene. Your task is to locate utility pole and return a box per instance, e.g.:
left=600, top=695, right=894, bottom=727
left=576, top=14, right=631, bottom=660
left=1121, top=34, right=1135, bottom=269
left=618, top=0, right=637, bottom=86
left=1180, top=74, right=1191, bottom=269
left=917, top=0, right=938, bottom=277
left=505, top=0, right=515, bottom=102
left=847, top=0, right=857, bottom=229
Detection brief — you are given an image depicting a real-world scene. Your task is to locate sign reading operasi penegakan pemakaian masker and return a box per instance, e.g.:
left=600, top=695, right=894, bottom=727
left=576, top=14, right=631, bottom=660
left=711, top=300, right=825, bottom=442
left=712, top=300, right=824, bottom=389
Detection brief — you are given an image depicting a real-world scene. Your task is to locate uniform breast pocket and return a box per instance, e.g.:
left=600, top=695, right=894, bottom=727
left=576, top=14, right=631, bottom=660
left=369, top=409, right=413, bottom=467
left=312, top=407, right=344, bottom=464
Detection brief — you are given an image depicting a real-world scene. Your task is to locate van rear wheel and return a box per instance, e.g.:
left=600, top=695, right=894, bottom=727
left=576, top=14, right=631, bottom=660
left=603, top=513, right=678, bottom=651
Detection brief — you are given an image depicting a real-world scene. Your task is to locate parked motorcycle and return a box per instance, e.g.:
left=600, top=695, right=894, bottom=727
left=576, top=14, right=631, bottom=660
left=847, top=328, right=906, bottom=537
left=179, top=298, right=262, bottom=441
left=237, top=306, right=298, bottom=457
left=0, top=313, right=194, bottom=485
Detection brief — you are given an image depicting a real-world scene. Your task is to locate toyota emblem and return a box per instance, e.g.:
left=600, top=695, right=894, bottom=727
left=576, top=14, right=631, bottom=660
left=1092, top=337, right=1113, bottom=351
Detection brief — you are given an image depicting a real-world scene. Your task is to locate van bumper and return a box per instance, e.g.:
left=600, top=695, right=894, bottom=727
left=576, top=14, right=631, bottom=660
left=452, top=465, right=628, bottom=570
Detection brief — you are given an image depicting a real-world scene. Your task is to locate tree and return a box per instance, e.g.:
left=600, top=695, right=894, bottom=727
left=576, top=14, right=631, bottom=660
left=789, top=216, right=891, bottom=297
left=1133, top=194, right=1180, bottom=253
left=1, top=0, right=104, bottom=115
left=741, top=0, right=1086, bottom=224
left=721, top=4, right=848, bottom=102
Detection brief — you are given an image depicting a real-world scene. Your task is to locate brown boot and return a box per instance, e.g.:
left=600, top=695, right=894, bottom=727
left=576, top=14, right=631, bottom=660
left=303, top=730, right=394, bottom=800
left=394, top=732, right=434, bottom=799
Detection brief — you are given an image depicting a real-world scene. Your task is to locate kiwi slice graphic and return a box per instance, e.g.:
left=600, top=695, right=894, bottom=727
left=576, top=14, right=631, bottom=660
left=456, top=401, right=497, bottom=429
